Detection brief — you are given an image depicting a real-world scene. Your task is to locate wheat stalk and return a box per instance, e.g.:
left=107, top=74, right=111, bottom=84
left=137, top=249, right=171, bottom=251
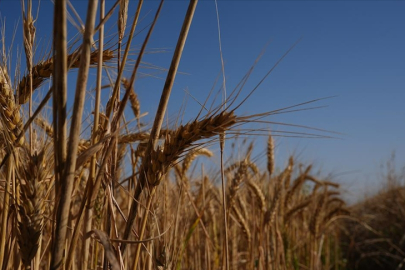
left=51, top=0, right=99, bottom=268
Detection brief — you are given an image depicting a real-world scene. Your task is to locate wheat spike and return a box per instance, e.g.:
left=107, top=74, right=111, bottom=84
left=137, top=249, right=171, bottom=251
left=283, top=156, right=294, bottom=190
left=16, top=148, right=51, bottom=267
left=118, top=132, right=149, bottom=144
left=118, top=0, right=129, bottom=41
left=122, top=78, right=141, bottom=126
left=232, top=205, right=251, bottom=245
left=22, top=2, right=36, bottom=65
left=224, top=162, right=239, bottom=175
left=309, top=190, right=327, bottom=236
left=34, top=117, right=54, bottom=138
left=322, top=207, right=350, bottom=225
left=237, top=195, right=249, bottom=220
left=146, top=111, right=237, bottom=186
left=247, top=161, right=260, bottom=177
left=227, top=160, right=248, bottom=212
left=264, top=187, right=282, bottom=226
left=322, top=180, right=340, bottom=189
left=246, top=179, right=266, bottom=212
left=0, top=65, right=24, bottom=146
left=326, top=197, right=345, bottom=208
left=267, top=133, right=275, bottom=177
left=284, top=197, right=313, bottom=224
left=284, top=165, right=312, bottom=210
left=264, top=159, right=294, bottom=225
left=181, top=147, right=213, bottom=176
left=17, top=49, right=114, bottom=104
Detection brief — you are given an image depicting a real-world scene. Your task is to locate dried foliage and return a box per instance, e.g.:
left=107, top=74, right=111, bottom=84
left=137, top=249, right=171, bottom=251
left=342, top=158, right=405, bottom=270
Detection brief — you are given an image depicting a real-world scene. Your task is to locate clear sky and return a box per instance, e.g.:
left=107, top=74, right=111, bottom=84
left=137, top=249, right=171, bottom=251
left=1, top=0, right=404, bottom=202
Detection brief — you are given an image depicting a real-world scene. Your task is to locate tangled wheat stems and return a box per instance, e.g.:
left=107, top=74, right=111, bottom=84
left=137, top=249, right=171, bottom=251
left=0, top=1, right=355, bottom=269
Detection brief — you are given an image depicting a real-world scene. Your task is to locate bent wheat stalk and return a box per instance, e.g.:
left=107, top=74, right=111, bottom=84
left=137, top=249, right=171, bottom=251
left=121, top=0, right=198, bottom=256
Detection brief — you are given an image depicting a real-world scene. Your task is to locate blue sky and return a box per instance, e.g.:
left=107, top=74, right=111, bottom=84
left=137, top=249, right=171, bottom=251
left=1, top=0, right=404, bottom=201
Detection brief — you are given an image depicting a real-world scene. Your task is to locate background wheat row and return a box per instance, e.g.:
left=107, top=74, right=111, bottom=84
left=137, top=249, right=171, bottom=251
left=0, top=1, right=404, bottom=270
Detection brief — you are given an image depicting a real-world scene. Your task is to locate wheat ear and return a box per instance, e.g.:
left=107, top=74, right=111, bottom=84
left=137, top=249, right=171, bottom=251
left=284, top=165, right=312, bottom=210
left=267, top=133, right=275, bottom=177
left=0, top=65, right=24, bottom=146
left=232, top=205, right=251, bottom=246
left=227, top=160, right=248, bottom=215
left=264, top=159, right=293, bottom=226
left=17, top=49, right=113, bottom=104
left=246, top=179, right=266, bottom=213
left=181, top=148, right=213, bottom=176
left=310, top=191, right=327, bottom=236
left=17, top=148, right=50, bottom=268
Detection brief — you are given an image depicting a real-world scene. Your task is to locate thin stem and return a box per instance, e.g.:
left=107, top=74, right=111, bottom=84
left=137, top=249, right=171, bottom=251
left=131, top=187, right=157, bottom=270
left=81, top=0, right=105, bottom=269
left=0, top=157, right=12, bottom=268
left=105, top=0, right=144, bottom=119
left=220, top=134, right=229, bottom=270
left=215, top=1, right=228, bottom=268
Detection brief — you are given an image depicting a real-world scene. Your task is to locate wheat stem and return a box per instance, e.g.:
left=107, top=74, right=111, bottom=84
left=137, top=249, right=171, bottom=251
left=131, top=187, right=156, bottom=270
left=51, top=0, right=98, bottom=268
left=0, top=158, right=12, bottom=268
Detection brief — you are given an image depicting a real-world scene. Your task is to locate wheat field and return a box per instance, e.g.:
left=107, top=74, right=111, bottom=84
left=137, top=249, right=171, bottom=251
left=0, top=1, right=403, bottom=270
